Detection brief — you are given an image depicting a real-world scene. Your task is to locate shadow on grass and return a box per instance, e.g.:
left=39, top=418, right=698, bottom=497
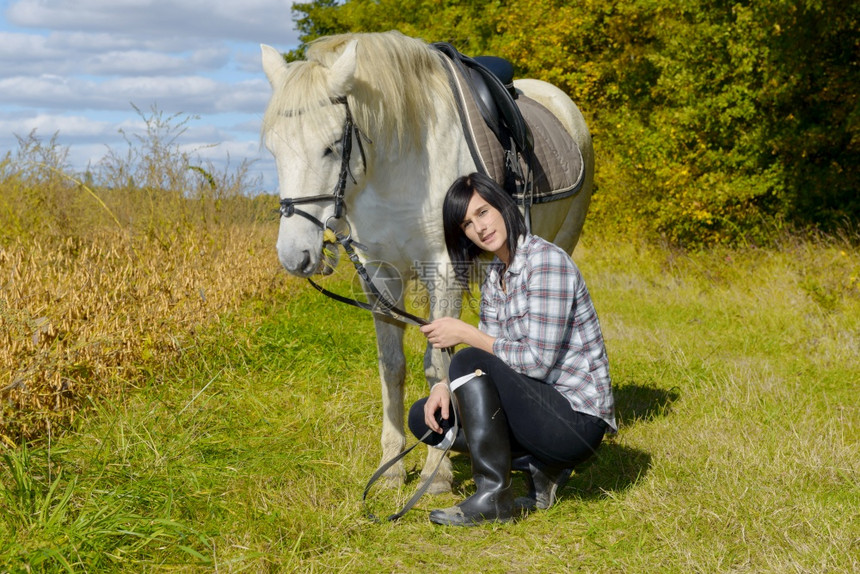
left=559, top=382, right=679, bottom=500
left=559, top=382, right=678, bottom=499
left=614, top=381, right=681, bottom=428
left=408, top=383, right=674, bottom=503
left=425, top=442, right=652, bottom=504
left=564, top=442, right=652, bottom=500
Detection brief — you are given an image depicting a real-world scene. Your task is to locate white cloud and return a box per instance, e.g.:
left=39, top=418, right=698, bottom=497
left=211, top=78, right=271, bottom=113
left=6, top=0, right=302, bottom=46
left=0, top=31, right=238, bottom=77
left=0, top=111, right=275, bottom=184
left=85, top=48, right=229, bottom=76
left=0, top=113, right=112, bottom=139
left=0, top=74, right=270, bottom=114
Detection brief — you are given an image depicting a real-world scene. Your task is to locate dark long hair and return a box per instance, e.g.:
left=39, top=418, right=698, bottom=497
left=442, top=172, right=528, bottom=288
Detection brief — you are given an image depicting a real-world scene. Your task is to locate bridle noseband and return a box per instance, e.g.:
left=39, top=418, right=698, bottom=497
left=278, top=96, right=368, bottom=231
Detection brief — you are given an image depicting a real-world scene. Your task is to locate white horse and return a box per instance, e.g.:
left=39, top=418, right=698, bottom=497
left=261, top=31, right=593, bottom=493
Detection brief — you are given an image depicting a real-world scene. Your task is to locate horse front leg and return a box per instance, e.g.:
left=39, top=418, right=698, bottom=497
left=420, top=345, right=455, bottom=495
left=419, top=276, right=463, bottom=494
left=373, top=314, right=408, bottom=487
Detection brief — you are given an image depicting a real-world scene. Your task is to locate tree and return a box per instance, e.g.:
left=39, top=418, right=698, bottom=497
left=287, top=0, right=860, bottom=244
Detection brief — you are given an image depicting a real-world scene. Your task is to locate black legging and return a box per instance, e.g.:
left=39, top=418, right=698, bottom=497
left=409, top=347, right=607, bottom=467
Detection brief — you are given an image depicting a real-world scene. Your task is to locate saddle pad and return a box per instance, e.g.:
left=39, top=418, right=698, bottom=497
left=441, top=56, right=585, bottom=204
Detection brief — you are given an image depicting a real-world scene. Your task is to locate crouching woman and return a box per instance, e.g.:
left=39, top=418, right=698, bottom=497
left=410, top=172, right=616, bottom=526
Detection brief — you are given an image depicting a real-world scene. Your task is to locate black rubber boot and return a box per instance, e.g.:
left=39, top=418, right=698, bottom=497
left=429, top=375, right=522, bottom=526
left=511, top=454, right=573, bottom=510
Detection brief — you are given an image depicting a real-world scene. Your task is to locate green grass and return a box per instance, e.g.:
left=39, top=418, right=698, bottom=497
left=1, top=232, right=857, bottom=572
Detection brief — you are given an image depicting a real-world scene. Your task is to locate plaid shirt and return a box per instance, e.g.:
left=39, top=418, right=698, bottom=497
left=480, top=234, right=616, bottom=431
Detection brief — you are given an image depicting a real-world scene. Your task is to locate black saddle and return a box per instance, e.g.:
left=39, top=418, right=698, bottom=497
left=433, top=43, right=535, bottom=177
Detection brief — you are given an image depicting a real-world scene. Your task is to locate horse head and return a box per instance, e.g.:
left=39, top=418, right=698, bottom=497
left=261, top=40, right=366, bottom=277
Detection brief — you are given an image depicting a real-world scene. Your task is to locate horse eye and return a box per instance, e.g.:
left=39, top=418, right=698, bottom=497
left=323, top=142, right=339, bottom=158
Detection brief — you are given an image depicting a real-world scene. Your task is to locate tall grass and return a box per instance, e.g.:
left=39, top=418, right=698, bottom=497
left=2, top=221, right=856, bottom=570
left=1, top=119, right=857, bottom=570
left=0, top=109, right=289, bottom=444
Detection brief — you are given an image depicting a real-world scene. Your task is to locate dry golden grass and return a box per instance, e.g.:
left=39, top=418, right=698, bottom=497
left=0, top=224, right=293, bottom=444
left=0, top=117, right=298, bottom=445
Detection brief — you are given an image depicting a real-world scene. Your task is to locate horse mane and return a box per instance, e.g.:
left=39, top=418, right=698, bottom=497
left=262, top=31, right=455, bottom=155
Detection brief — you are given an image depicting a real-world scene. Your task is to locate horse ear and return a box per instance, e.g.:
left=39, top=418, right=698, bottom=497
left=261, top=44, right=288, bottom=86
left=327, top=40, right=358, bottom=96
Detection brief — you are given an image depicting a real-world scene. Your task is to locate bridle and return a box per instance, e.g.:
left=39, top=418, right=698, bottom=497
left=276, top=96, right=429, bottom=327
left=278, top=96, right=367, bottom=230
left=275, top=95, right=456, bottom=522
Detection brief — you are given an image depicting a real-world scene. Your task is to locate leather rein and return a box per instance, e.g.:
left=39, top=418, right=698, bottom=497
left=276, top=96, right=456, bottom=522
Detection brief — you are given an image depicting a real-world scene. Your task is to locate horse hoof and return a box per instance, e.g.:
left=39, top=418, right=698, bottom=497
left=380, top=472, right=406, bottom=489
left=422, top=476, right=453, bottom=495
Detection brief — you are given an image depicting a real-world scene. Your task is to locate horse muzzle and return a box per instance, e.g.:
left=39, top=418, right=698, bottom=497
left=277, top=243, right=338, bottom=278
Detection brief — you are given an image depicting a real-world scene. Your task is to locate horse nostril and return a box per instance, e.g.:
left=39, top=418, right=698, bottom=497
left=300, top=250, right=314, bottom=274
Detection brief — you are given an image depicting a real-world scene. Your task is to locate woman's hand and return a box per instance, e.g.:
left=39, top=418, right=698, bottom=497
left=420, top=317, right=497, bottom=354
left=424, top=382, right=450, bottom=433
left=419, top=317, right=470, bottom=349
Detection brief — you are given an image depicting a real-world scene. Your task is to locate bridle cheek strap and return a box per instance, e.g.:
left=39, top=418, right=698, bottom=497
left=278, top=96, right=369, bottom=227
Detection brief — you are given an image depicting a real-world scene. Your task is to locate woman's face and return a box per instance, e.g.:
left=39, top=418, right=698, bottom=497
left=460, top=191, right=510, bottom=263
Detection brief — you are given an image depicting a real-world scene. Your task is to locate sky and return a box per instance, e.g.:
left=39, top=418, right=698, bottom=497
left=0, top=0, right=303, bottom=192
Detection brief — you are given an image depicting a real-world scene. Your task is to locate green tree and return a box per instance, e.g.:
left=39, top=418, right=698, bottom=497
left=605, top=0, right=859, bottom=244
left=287, top=0, right=859, bottom=245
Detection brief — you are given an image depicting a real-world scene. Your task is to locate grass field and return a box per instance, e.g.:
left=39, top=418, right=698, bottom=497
left=1, top=217, right=857, bottom=571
